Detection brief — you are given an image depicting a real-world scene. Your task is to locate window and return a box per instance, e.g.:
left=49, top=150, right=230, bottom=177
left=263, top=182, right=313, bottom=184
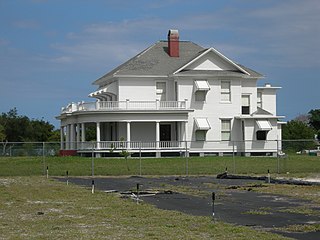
left=194, top=80, right=210, bottom=102
left=221, top=119, right=231, bottom=141
left=256, top=130, right=267, bottom=140
left=196, top=130, right=206, bottom=141
left=241, top=95, right=250, bottom=115
left=257, top=92, right=262, bottom=108
left=156, top=82, right=166, bottom=101
left=221, top=81, right=231, bottom=102
left=195, top=91, right=206, bottom=101
left=195, top=118, right=211, bottom=141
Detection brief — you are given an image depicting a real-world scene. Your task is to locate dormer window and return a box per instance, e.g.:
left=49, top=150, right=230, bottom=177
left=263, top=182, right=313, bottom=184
left=194, top=80, right=210, bottom=101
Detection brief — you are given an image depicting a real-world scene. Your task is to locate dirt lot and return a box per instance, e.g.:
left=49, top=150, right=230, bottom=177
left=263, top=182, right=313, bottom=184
left=58, top=176, right=320, bottom=240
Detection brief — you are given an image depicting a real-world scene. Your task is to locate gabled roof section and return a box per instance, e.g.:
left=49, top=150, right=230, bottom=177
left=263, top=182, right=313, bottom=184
left=93, top=41, right=204, bottom=85
left=93, top=41, right=263, bottom=86
left=252, top=107, right=273, bottom=116
left=173, top=47, right=252, bottom=76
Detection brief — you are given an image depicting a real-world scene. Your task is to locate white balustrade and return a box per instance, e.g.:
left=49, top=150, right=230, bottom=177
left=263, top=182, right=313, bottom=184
left=61, top=100, right=187, bottom=113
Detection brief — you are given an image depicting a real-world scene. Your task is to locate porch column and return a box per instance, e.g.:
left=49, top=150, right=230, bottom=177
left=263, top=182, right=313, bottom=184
left=60, top=126, right=64, bottom=150
left=127, top=121, right=131, bottom=149
left=156, top=121, right=160, bottom=149
left=96, top=122, right=101, bottom=149
left=184, top=121, right=188, bottom=157
left=76, top=123, right=80, bottom=149
left=81, top=123, right=86, bottom=142
left=65, top=124, right=70, bottom=150
left=183, top=121, right=188, bottom=141
left=70, top=123, right=75, bottom=150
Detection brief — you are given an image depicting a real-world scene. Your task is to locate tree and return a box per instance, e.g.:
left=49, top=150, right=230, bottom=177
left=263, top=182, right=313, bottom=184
left=282, top=120, right=316, bottom=151
left=0, top=124, right=5, bottom=142
left=0, top=108, right=57, bottom=142
left=309, top=109, right=320, bottom=140
left=283, top=120, right=315, bottom=140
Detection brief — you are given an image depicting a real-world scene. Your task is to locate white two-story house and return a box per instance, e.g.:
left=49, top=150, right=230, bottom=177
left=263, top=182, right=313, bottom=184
left=57, top=30, right=285, bottom=157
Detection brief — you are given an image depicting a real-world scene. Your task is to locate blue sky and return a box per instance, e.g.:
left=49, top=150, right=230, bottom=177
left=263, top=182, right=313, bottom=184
left=0, top=0, right=319, bottom=128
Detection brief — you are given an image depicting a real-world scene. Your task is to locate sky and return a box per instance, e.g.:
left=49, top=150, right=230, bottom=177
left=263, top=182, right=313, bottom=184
left=0, top=0, right=319, bottom=128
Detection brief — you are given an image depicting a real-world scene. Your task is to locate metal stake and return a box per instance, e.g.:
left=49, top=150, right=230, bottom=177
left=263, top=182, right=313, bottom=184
left=66, top=170, right=69, bottom=185
left=212, top=192, right=216, bottom=219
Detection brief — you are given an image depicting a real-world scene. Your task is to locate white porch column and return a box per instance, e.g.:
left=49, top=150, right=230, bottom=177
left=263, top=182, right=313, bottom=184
left=184, top=121, right=188, bottom=157
left=156, top=121, right=160, bottom=149
left=60, top=126, right=64, bottom=150
left=127, top=121, right=131, bottom=149
left=76, top=123, right=80, bottom=149
left=70, top=123, right=75, bottom=150
left=81, top=123, right=85, bottom=142
left=96, top=122, right=101, bottom=149
left=184, top=121, right=188, bottom=141
left=65, top=124, right=70, bottom=150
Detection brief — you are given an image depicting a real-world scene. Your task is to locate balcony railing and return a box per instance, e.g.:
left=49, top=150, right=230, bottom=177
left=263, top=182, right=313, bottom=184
left=61, top=100, right=187, bottom=114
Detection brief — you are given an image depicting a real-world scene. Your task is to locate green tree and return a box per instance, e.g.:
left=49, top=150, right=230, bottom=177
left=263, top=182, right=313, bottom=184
left=282, top=120, right=316, bottom=151
left=0, top=108, right=57, bottom=142
left=309, top=109, right=320, bottom=140
left=0, top=124, right=5, bottom=142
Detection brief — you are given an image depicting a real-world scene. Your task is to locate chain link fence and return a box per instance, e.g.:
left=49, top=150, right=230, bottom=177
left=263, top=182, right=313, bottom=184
left=0, top=140, right=319, bottom=177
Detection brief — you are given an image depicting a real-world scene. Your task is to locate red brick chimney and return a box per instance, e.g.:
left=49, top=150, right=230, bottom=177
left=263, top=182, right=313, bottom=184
left=168, top=29, right=179, bottom=57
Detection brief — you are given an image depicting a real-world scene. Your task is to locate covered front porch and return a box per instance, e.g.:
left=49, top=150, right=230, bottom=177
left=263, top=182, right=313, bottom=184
left=60, top=120, right=189, bottom=157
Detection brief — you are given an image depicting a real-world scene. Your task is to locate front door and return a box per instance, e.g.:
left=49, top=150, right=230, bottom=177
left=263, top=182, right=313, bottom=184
left=160, top=124, right=171, bottom=141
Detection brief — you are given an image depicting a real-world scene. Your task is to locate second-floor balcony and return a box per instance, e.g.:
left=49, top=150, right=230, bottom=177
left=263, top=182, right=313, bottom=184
left=61, top=100, right=188, bottom=114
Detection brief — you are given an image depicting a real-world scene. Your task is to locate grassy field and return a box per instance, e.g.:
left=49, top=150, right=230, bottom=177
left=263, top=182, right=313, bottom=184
left=0, top=154, right=319, bottom=177
left=0, top=176, right=292, bottom=240
left=0, top=155, right=319, bottom=239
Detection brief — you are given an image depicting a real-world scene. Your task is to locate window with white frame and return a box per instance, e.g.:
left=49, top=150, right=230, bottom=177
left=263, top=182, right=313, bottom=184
left=221, top=119, right=231, bottom=141
left=221, top=81, right=231, bottom=102
left=256, top=130, right=268, bottom=140
left=257, top=92, right=262, bottom=108
left=195, top=130, right=207, bottom=141
left=156, top=82, right=166, bottom=101
left=194, top=118, right=211, bottom=141
left=241, top=95, right=250, bottom=115
left=195, top=91, right=206, bottom=101
left=194, top=80, right=210, bottom=102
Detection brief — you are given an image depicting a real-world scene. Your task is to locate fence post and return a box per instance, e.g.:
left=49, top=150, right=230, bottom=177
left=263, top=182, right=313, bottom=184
left=233, top=141, right=236, bottom=174
left=185, top=140, right=188, bottom=176
left=42, top=142, right=46, bottom=176
left=277, top=139, right=280, bottom=174
left=139, top=142, right=142, bottom=176
left=91, top=143, right=94, bottom=177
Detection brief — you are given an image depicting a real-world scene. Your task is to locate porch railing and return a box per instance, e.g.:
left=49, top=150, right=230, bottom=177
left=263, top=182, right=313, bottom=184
left=61, top=100, right=187, bottom=113
left=75, top=141, right=184, bottom=150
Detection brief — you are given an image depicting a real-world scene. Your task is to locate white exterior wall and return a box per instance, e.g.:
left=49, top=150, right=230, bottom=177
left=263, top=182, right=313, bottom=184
left=177, top=77, right=255, bottom=142
left=118, top=77, right=175, bottom=101
left=259, top=88, right=277, bottom=115
left=118, top=78, right=155, bottom=101
left=241, top=79, right=258, bottom=114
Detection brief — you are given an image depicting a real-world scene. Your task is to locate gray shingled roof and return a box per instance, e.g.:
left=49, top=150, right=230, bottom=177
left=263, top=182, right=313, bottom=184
left=94, top=41, right=262, bottom=85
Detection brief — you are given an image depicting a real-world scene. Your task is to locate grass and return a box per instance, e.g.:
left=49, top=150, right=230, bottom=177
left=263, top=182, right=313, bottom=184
left=0, top=176, right=291, bottom=240
left=251, top=184, right=320, bottom=205
left=276, top=224, right=320, bottom=233
left=0, top=153, right=319, bottom=177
